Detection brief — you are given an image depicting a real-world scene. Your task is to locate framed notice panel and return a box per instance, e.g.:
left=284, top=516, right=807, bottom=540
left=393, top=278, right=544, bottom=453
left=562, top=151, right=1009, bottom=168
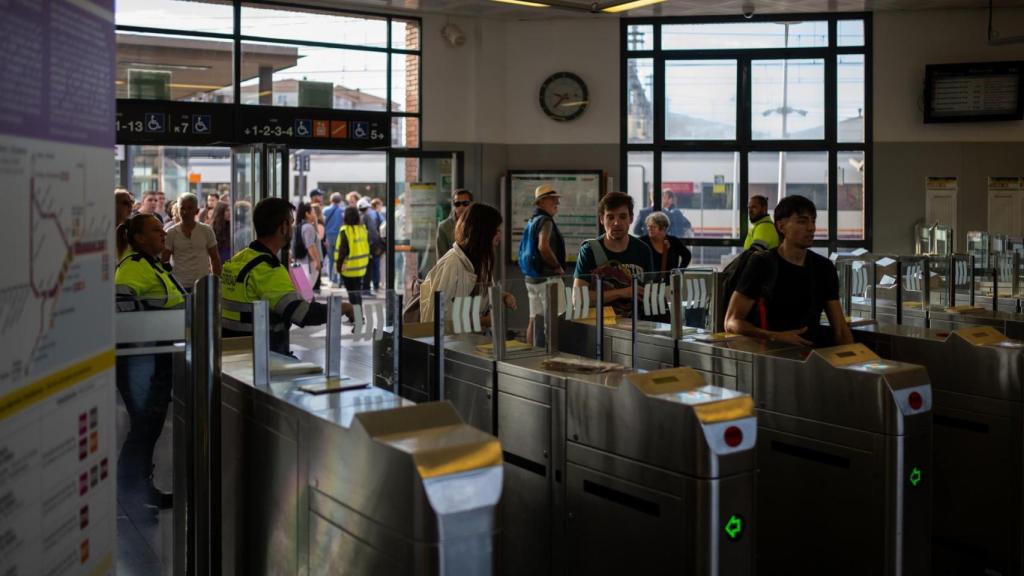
left=924, top=61, right=1024, bottom=123
left=507, top=170, right=603, bottom=263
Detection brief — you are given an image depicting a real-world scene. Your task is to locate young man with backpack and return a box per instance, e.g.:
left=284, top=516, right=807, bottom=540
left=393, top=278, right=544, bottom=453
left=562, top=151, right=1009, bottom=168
left=519, top=184, right=567, bottom=343
left=573, top=191, right=653, bottom=318
left=724, top=195, right=852, bottom=347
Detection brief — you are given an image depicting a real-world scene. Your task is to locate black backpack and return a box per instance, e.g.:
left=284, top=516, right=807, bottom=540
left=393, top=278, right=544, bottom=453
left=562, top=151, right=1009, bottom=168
left=718, top=246, right=778, bottom=330
left=293, top=224, right=308, bottom=261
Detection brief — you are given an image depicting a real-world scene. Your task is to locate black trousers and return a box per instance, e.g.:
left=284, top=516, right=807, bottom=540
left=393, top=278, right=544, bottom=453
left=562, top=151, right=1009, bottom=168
left=116, top=354, right=172, bottom=488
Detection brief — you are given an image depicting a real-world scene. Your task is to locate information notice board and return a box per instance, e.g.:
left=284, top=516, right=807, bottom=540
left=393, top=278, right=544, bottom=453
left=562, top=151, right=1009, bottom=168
left=507, top=171, right=603, bottom=263
left=1, top=1, right=118, bottom=575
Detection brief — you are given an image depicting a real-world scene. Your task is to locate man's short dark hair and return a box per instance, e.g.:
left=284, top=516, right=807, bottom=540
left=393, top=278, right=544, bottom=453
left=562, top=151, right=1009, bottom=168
left=454, top=188, right=473, bottom=201
left=750, top=195, right=768, bottom=208
left=774, top=195, right=816, bottom=222
left=253, top=197, right=295, bottom=238
left=309, top=188, right=322, bottom=198
left=599, top=191, right=634, bottom=216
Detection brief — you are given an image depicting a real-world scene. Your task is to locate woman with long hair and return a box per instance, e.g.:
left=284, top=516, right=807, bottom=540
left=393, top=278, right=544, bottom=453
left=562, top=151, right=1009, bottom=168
left=293, top=201, right=323, bottom=289
left=211, top=201, right=232, bottom=264
left=420, top=202, right=515, bottom=323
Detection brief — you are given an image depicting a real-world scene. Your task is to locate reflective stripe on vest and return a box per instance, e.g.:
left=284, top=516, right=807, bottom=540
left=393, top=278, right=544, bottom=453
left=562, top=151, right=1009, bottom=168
left=339, top=225, right=370, bottom=278
left=221, top=246, right=306, bottom=330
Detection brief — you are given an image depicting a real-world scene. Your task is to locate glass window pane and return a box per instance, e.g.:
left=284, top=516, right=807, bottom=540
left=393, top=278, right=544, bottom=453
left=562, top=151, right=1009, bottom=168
left=117, top=32, right=234, bottom=102
left=665, top=60, right=736, bottom=140
left=627, top=59, right=654, bottom=143
left=392, top=18, right=420, bottom=50
left=838, top=54, right=865, bottom=143
left=392, top=54, right=420, bottom=113
left=752, top=59, right=825, bottom=140
left=748, top=151, right=829, bottom=239
left=241, top=5, right=388, bottom=48
left=662, top=152, right=740, bottom=239
left=837, top=151, right=865, bottom=240
left=626, top=152, right=653, bottom=236
left=240, top=42, right=387, bottom=110
left=626, top=25, right=653, bottom=50
left=837, top=20, right=865, bottom=47
left=391, top=116, right=419, bottom=148
left=116, top=0, right=234, bottom=34
left=663, top=21, right=828, bottom=50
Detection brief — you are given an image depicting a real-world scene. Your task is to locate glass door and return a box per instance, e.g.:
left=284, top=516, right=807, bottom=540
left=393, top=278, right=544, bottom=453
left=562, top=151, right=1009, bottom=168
left=387, top=151, right=463, bottom=296
left=230, top=144, right=290, bottom=256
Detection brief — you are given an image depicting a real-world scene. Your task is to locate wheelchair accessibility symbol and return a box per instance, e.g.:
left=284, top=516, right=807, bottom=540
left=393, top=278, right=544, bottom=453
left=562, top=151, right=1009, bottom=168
left=294, top=119, right=311, bottom=137
left=145, top=113, right=165, bottom=133
left=352, top=121, right=369, bottom=140
left=192, top=114, right=211, bottom=134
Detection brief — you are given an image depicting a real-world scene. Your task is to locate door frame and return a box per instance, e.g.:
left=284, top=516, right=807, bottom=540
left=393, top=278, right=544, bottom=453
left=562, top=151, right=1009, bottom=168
left=386, top=150, right=465, bottom=292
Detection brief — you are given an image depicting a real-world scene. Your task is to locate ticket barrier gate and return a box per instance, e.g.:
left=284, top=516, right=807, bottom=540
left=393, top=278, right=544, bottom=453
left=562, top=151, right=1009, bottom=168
left=179, top=284, right=504, bottom=576
left=854, top=323, right=1024, bottom=576
left=677, top=336, right=933, bottom=575
left=496, top=359, right=756, bottom=575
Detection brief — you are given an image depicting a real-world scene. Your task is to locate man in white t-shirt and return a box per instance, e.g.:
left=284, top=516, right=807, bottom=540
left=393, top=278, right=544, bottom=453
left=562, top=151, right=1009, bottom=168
left=162, top=193, right=221, bottom=291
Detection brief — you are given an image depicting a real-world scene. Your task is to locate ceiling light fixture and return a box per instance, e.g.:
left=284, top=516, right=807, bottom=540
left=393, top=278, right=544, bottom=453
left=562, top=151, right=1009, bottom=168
left=601, top=0, right=666, bottom=13
left=491, top=0, right=551, bottom=7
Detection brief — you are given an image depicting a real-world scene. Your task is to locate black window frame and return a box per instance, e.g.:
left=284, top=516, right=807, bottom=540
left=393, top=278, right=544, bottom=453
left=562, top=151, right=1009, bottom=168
left=115, top=0, right=422, bottom=149
left=620, top=13, right=872, bottom=252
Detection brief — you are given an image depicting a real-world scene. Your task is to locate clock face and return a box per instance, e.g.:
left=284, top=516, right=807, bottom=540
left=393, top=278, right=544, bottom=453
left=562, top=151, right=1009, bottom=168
left=539, top=72, right=589, bottom=122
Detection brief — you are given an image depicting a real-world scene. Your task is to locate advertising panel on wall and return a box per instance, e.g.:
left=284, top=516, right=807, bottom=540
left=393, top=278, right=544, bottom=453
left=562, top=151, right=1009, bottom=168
left=0, top=1, right=117, bottom=574
left=506, top=170, right=604, bottom=263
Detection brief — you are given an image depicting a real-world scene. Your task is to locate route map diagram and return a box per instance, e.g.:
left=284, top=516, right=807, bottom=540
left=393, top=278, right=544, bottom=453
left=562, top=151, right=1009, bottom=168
left=0, top=143, right=114, bottom=393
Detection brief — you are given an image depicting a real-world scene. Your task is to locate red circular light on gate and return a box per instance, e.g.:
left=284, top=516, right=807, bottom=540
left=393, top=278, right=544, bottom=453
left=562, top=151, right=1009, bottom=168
left=724, top=426, right=743, bottom=448
left=908, top=391, right=923, bottom=411
left=935, top=332, right=949, bottom=338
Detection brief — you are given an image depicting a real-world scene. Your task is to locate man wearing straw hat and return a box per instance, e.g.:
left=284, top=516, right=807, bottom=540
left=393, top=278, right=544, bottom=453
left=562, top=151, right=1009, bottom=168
left=519, top=184, right=567, bottom=344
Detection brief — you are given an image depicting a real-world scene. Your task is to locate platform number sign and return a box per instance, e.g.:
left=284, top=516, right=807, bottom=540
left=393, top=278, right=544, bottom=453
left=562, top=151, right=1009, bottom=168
left=724, top=514, right=744, bottom=541
left=909, top=466, right=923, bottom=487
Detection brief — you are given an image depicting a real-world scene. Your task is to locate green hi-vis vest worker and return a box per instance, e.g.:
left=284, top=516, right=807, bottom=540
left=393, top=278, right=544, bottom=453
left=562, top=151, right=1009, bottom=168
left=116, top=251, right=186, bottom=311
left=744, top=214, right=781, bottom=250
left=221, top=241, right=327, bottom=354
left=336, top=224, right=370, bottom=278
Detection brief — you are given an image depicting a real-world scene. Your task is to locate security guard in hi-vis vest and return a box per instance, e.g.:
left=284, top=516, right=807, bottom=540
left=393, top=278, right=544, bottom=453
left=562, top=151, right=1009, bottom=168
left=114, top=212, right=185, bottom=509
left=116, top=213, right=186, bottom=311
left=334, top=205, right=370, bottom=305
left=221, top=197, right=327, bottom=354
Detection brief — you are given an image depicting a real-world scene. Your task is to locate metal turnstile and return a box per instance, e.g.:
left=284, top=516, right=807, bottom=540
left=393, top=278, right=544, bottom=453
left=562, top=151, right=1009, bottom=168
left=678, top=336, right=933, bottom=575
left=495, top=360, right=756, bottom=576
left=855, top=323, right=1024, bottom=576
left=218, top=349, right=503, bottom=575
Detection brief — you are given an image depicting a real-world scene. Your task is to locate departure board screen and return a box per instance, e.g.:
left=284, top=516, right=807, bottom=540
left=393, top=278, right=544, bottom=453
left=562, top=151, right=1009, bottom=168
left=925, top=62, right=1024, bottom=123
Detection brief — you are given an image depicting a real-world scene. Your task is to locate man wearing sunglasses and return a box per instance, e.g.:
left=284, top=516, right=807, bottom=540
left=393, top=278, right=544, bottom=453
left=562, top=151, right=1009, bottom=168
left=436, top=188, right=474, bottom=260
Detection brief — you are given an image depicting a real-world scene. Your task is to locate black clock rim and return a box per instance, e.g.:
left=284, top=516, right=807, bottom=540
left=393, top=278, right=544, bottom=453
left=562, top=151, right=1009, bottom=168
left=539, top=71, right=589, bottom=121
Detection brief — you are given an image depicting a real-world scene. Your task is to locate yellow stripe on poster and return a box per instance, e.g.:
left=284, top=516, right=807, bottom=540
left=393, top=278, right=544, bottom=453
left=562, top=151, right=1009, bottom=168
left=0, top=350, right=115, bottom=421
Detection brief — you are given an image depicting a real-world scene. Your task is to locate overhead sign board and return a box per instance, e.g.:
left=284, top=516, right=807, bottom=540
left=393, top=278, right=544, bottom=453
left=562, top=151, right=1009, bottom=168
left=116, top=100, right=390, bottom=149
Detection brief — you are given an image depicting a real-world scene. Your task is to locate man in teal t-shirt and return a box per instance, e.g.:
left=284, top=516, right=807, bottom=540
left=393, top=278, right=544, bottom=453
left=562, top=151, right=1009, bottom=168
left=744, top=195, right=780, bottom=250
left=574, top=192, right=653, bottom=318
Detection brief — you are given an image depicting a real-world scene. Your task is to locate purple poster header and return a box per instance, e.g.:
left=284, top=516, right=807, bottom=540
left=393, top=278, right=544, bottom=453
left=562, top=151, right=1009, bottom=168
left=0, top=0, right=115, bottom=148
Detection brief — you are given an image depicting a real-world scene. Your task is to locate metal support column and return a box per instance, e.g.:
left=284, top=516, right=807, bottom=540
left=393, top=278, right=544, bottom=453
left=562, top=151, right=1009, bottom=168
left=970, top=255, right=977, bottom=306
left=595, top=281, right=605, bottom=361
left=252, top=300, right=270, bottom=388
left=325, top=295, right=343, bottom=379
left=433, top=290, right=445, bottom=401
left=895, top=259, right=904, bottom=325
left=631, top=277, right=639, bottom=371
left=545, top=281, right=560, bottom=356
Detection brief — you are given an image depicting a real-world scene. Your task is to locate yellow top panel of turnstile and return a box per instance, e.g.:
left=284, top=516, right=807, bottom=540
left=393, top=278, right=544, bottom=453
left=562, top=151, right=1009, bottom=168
left=944, top=305, right=985, bottom=314
left=953, top=325, right=1008, bottom=347
left=627, top=367, right=755, bottom=423
left=816, top=343, right=880, bottom=367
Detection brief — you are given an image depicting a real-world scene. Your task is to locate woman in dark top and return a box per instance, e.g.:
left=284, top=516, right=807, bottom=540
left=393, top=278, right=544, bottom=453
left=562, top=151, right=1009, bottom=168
left=640, top=211, right=692, bottom=280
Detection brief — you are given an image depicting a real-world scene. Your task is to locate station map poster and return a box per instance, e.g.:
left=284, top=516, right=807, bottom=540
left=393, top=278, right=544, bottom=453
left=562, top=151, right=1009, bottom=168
left=507, top=171, right=603, bottom=263
left=0, top=1, right=117, bottom=575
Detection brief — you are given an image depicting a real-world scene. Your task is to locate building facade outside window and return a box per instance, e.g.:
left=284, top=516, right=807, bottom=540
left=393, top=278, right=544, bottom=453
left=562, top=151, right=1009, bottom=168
left=622, top=15, right=871, bottom=265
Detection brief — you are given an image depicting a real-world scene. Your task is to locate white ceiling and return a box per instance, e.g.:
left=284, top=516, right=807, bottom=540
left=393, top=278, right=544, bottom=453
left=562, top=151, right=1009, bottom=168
left=302, top=0, right=1024, bottom=19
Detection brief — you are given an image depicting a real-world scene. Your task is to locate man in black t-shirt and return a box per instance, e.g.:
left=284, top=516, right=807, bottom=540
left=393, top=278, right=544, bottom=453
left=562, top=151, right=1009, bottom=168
left=724, top=195, right=853, bottom=348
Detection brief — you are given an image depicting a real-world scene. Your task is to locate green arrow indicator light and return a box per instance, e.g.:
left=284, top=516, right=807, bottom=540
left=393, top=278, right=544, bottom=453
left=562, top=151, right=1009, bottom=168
left=909, top=467, right=923, bottom=487
left=724, top=515, right=743, bottom=540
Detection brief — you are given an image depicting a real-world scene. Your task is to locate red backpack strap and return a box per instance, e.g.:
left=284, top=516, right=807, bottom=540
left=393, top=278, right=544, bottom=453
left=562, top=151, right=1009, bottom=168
left=758, top=298, right=768, bottom=330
